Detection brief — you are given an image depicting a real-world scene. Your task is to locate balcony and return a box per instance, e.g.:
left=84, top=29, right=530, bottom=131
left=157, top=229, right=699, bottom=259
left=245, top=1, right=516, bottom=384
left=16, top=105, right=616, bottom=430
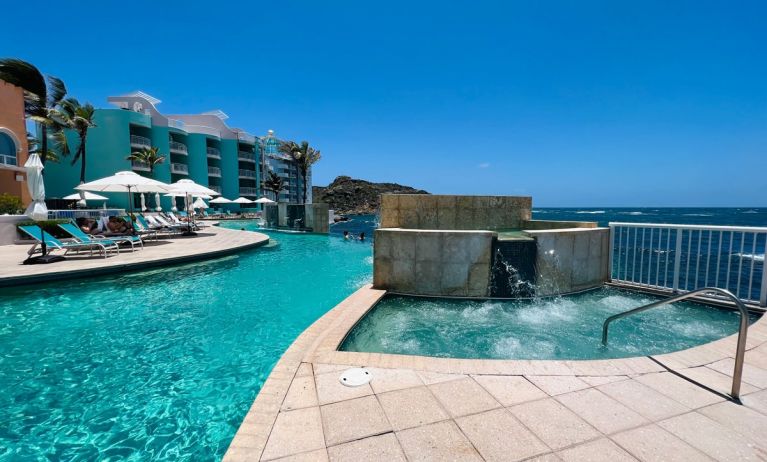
left=131, top=160, right=150, bottom=172
left=209, top=185, right=221, bottom=194
left=167, top=118, right=185, bottom=130
left=130, top=134, right=151, bottom=149
left=238, top=168, right=256, bottom=179
left=208, top=166, right=221, bottom=177
left=0, top=154, right=17, bottom=167
left=171, top=163, right=188, bottom=174
left=169, top=141, right=188, bottom=154
left=238, top=151, right=256, bottom=162
left=206, top=147, right=221, bottom=159
left=237, top=132, right=256, bottom=144
left=239, top=187, right=257, bottom=196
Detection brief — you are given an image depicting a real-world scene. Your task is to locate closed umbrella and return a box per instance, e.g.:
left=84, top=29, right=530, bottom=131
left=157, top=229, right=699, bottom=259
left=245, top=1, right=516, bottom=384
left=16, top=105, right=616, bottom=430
left=140, top=193, right=147, bottom=211
left=76, top=171, right=172, bottom=234
left=154, top=192, right=162, bottom=211
left=23, top=153, right=60, bottom=264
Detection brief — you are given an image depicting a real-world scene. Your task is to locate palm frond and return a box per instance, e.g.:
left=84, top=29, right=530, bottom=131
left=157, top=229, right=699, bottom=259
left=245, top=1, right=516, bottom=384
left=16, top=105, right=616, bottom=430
left=46, top=75, right=67, bottom=107
left=0, top=58, right=47, bottom=102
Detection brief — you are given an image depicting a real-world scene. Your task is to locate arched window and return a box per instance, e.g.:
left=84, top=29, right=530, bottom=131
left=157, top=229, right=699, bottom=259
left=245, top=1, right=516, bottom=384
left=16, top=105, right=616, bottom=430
left=0, top=132, right=17, bottom=166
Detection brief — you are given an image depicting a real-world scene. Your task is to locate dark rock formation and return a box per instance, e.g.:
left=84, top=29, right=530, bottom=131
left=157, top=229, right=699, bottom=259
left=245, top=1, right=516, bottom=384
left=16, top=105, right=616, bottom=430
left=312, top=176, right=429, bottom=215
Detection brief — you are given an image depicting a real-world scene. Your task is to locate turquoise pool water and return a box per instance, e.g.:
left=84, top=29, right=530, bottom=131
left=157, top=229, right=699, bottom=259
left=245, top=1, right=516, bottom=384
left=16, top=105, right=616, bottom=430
left=341, top=287, right=760, bottom=360
left=0, top=221, right=372, bottom=460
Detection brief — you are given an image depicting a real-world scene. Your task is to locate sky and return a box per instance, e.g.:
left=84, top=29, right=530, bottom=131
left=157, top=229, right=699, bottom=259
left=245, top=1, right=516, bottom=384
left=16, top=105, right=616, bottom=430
left=2, top=1, right=765, bottom=206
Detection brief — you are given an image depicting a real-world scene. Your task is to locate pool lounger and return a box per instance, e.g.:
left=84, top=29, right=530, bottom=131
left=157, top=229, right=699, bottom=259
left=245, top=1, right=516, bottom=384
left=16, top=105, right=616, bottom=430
left=19, top=225, right=118, bottom=259
left=59, top=223, right=142, bottom=252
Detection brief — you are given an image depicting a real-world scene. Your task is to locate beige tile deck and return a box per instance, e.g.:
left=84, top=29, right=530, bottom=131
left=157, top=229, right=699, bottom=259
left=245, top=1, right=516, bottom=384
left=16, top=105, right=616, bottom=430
left=0, top=224, right=269, bottom=287
left=223, top=285, right=767, bottom=461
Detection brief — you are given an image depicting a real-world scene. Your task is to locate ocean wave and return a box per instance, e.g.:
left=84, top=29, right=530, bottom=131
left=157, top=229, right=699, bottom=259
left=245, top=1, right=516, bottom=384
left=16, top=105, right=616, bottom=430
left=742, top=210, right=759, bottom=214
left=732, top=253, right=765, bottom=262
left=620, top=211, right=644, bottom=215
left=682, top=213, right=713, bottom=217
left=575, top=210, right=605, bottom=214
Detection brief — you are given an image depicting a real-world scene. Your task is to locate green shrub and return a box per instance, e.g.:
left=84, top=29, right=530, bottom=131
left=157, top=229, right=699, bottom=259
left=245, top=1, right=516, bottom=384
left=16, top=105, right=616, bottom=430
left=0, top=193, right=23, bottom=215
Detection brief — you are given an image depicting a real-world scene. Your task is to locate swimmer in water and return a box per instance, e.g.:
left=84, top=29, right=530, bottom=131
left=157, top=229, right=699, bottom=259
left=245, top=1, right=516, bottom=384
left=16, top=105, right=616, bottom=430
left=359, top=232, right=365, bottom=241
left=343, top=231, right=351, bottom=240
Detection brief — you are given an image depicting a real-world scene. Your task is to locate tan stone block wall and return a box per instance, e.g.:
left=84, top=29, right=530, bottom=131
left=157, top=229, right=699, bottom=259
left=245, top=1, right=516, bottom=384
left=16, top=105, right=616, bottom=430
left=374, top=228, right=494, bottom=297
left=522, top=220, right=597, bottom=230
left=380, top=194, right=531, bottom=230
left=527, top=228, right=610, bottom=296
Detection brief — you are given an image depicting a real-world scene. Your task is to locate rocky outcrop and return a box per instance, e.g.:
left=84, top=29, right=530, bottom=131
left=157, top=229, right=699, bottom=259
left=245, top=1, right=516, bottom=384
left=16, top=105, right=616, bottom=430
left=312, top=176, right=429, bottom=215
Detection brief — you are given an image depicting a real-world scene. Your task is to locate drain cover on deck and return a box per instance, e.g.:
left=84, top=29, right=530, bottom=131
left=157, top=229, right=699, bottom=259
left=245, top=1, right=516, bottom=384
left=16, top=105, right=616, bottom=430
left=339, top=368, right=372, bottom=387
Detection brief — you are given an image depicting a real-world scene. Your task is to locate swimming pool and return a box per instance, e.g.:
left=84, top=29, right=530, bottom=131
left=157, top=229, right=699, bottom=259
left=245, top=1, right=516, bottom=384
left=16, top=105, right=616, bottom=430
left=340, top=287, right=760, bottom=360
left=0, top=221, right=372, bottom=460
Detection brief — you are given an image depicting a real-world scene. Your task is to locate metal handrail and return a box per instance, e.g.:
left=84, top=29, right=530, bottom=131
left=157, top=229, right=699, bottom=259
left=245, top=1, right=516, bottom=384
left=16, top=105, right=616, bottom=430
left=602, top=287, right=749, bottom=398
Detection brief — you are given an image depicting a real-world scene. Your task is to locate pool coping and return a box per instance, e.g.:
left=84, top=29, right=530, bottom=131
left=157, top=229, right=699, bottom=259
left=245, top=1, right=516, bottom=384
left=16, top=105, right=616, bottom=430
left=223, top=284, right=767, bottom=460
left=0, top=226, right=270, bottom=288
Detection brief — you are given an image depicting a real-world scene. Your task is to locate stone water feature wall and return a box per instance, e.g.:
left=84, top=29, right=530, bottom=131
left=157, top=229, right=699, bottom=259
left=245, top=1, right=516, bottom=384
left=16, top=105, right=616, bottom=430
left=373, top=194, right=610, bottom=298
left=263, top=203, right=329, bottom=233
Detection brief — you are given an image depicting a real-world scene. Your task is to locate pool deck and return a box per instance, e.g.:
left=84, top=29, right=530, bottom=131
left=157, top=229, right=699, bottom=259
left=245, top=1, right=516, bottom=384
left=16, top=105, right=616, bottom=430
left=225, top=284, right=767, bottom=461
left=0, top=225, right=269, bottom=287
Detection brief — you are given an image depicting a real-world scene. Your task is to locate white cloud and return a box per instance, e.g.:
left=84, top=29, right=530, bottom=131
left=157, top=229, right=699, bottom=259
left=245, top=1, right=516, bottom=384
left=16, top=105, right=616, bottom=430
left=477, top=162, right=491, bottom=169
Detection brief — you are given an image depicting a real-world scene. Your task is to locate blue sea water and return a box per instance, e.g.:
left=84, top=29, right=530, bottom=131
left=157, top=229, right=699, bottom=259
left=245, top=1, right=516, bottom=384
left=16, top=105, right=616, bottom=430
left=0, top=208, right=764, bottom=460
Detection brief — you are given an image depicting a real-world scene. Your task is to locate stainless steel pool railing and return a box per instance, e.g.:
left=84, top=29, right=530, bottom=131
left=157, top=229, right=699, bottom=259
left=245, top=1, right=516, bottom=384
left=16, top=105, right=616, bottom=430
left=601, top=287, right=749, bottom=399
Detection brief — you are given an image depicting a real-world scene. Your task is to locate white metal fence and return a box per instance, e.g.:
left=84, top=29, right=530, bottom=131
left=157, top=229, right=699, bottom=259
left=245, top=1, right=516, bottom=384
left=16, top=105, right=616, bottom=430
left=609, top=222, right=767, bottom=307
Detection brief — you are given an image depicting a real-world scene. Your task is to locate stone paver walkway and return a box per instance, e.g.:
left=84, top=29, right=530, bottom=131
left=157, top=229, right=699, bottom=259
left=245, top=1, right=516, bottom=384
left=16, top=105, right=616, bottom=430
left=224, top=285, right=767, bottom=462
left=0, top=224, right=269, bottom=287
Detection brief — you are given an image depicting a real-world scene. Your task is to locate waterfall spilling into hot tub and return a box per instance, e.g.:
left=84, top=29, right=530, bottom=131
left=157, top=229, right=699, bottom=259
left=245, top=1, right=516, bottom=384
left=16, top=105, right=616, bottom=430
left=490, top=239, right=537, bottom=297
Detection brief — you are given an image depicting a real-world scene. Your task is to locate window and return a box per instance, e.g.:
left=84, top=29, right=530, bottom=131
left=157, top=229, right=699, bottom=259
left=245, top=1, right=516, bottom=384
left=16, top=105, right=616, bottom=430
left=0, top=132, right=17, bottom=166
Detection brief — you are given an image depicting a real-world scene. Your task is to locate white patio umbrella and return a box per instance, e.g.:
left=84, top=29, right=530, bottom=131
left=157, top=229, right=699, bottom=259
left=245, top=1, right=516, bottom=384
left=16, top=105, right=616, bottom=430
left=209, top=197, right=232, bottom=204
left=254, top=197, right=276, bottom=204
left=63, top=191, right=108, bottom=202
left=167, top=179, right=220, bottom=235
left=232, top=197, right=254, bottom=204
left=23, top=153, right=56, bottom=264
left=192, top=197, right=208, bottom=209
left=76, top=171, right=172, bottom=234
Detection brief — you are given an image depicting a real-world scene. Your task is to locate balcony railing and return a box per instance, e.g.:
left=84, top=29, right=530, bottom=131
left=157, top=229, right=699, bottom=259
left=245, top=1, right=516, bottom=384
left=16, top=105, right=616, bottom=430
left=131, top=160, right=150, bottom=171
left=238, top=169, right=256, bottom=178
left=169, top=141, right=188, bottom=154
left=167, top=118, right=185, bottom=130
left=239, top=187, right=257, bottom=196
left=0, top=154, right=17, bottom=166
left=609, top=222, right=767, bottom=307
left=208, top=166, right=221, bottom=177
left=237, top=132, right=256, bottom=143
left=171, top=163, right=188, bottom=174
left=130, top=135, right=151, bottom=148
left=238, top=151, right=256, bottom=162
left=185, top=125, right=220, bottom=137
left=206, top=147, right=221, bottom=159
left=209, top=185, right=221, bottom=194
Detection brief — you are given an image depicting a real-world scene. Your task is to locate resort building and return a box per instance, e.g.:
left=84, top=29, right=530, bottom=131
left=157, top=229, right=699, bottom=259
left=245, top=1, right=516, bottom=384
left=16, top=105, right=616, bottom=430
left=44, top=91, right=311, bottom=210
left=0, top=80, right=30, bottom=204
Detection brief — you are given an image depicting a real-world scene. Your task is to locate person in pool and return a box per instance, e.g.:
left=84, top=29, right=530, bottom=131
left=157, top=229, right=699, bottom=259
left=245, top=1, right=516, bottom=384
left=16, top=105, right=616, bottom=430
left=358, top=232, right=365, bottom=241
left=343, top=231, right=351, bottom=240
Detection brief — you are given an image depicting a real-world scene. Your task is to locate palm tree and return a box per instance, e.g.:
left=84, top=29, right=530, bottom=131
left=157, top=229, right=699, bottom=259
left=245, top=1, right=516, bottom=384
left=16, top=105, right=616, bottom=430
left=279, top=140, right=321, bottom=204
left=57, top=98, right=96, bottom=184
left=26, top=132, right=65, bottom=164
left=263, top=171, right=286, bottom=202
left=0, top=59, right=67, bottom=166
left=126, top=146, right=165, bottom=174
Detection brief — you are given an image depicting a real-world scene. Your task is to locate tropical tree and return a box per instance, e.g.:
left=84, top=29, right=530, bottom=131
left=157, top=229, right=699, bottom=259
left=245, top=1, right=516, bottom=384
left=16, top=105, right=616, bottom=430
left=57, top=98, right=96, bottom=184
left=26, top=132, right=64, bottom=164
left=126, top=146, right=165, bottom=174
left=263, top=171, right=286, bottom=201
left=0, top=59, right=67, bottom=166
left=279, top=140, right=321, bottom=204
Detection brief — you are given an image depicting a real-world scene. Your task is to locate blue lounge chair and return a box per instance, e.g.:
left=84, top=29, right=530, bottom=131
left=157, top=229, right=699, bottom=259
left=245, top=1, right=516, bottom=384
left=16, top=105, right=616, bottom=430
left=19, top=225, right=116, bottom=259
left=59, top=223, right=142, bottom=252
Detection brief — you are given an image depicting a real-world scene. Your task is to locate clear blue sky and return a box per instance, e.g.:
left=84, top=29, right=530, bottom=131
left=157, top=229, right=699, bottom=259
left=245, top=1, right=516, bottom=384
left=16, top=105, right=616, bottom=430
left=2, top=1, right=765, bottom=206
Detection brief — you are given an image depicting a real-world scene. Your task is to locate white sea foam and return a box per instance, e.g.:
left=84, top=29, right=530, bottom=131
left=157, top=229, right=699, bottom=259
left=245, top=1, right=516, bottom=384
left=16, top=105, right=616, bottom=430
left=576, top=210, right=605, bottom=214
left=742, top=210, right=759, bottom=214
left=682, top=213, right=713, bottom=217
